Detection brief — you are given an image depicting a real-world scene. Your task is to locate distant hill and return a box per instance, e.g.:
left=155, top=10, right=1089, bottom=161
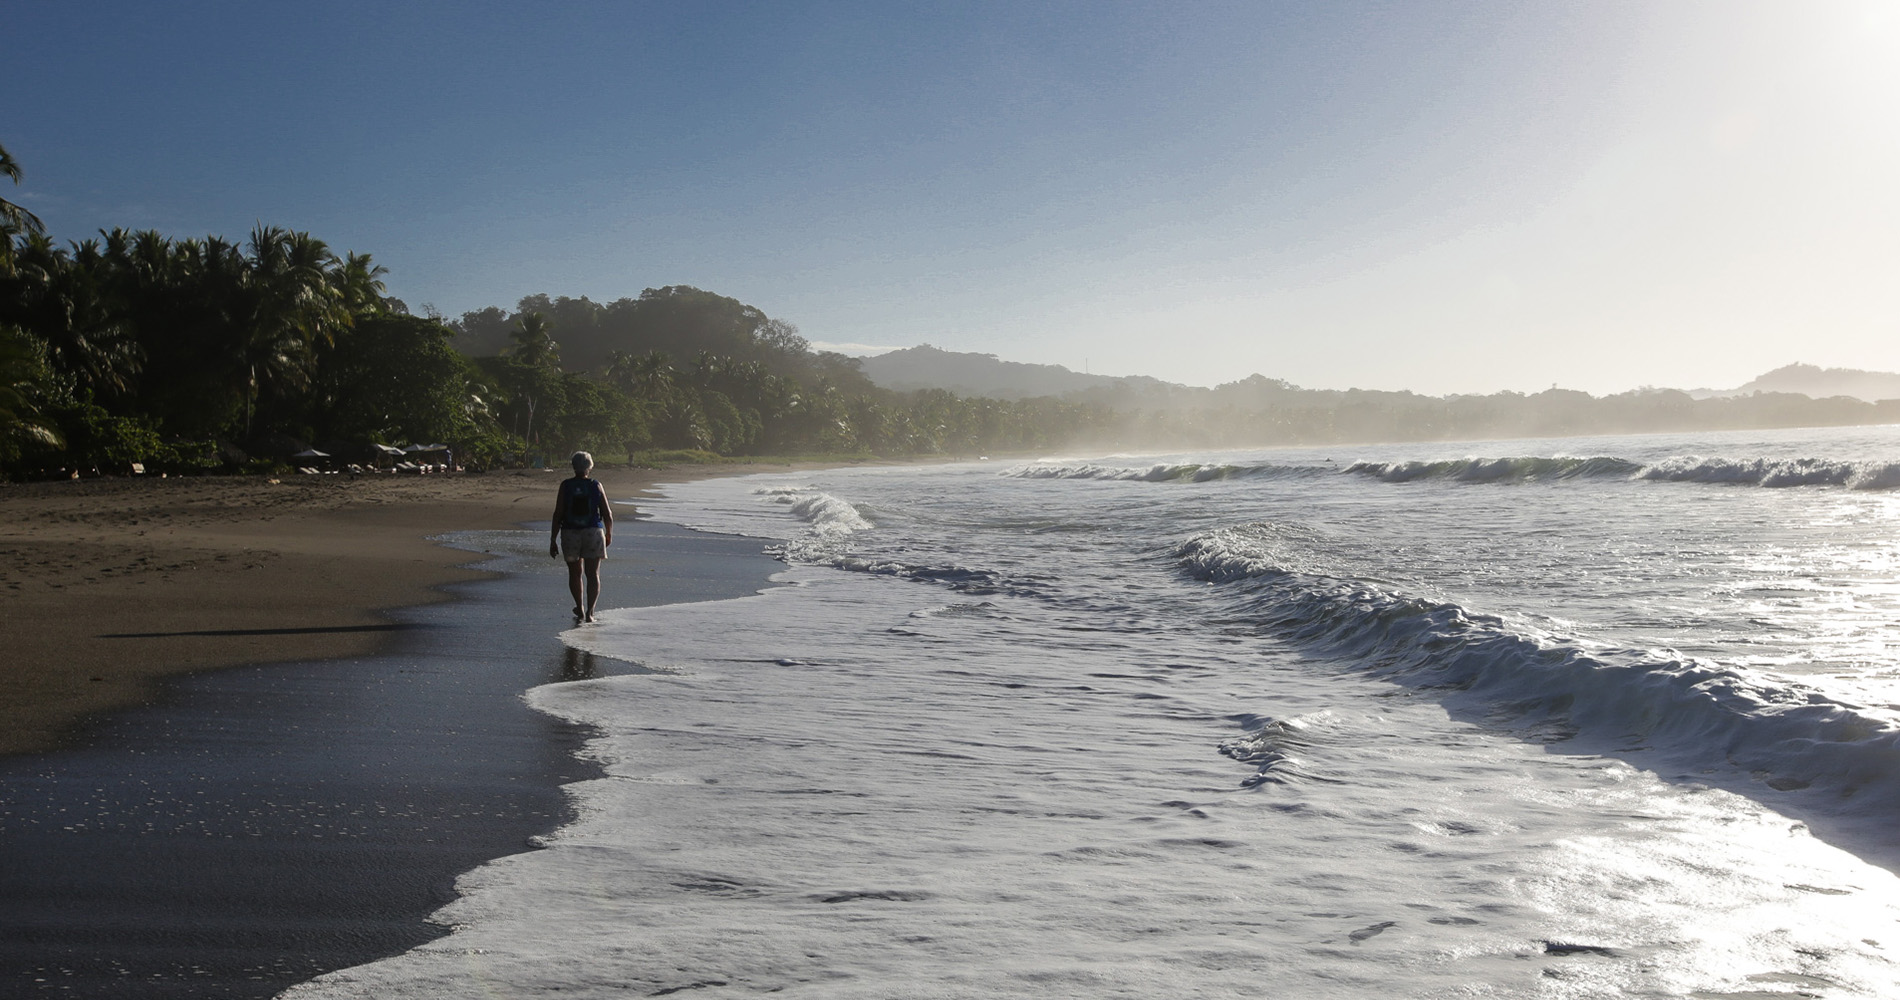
left=860, top=344, right=1178, bottom=399
left=1695, top=363, right=1900, bottom=403
left=448, top=287, right=879, bottom=396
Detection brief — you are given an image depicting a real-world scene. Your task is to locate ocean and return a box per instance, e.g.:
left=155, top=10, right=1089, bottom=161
left=287, top=425, right=1900, bottom=998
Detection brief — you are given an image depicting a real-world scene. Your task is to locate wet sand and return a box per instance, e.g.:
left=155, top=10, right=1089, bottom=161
left=0, top=472, right=791, bottom=997
left=0, top=465, right=797, bottom=757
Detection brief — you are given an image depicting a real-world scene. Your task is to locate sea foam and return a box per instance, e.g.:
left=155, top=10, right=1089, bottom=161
left=1009, top=452, right=1900, bottom=489
left=1177, top=522, right=1900, bottom=826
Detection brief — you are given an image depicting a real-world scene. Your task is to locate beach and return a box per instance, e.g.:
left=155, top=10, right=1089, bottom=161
left=0, top=465, right=797, bottom=758
left=285, top=432, right=1900, bottom=998
left=13, top=431, right=1900, bottom=997
left=0, top=465, right=790, bottom=997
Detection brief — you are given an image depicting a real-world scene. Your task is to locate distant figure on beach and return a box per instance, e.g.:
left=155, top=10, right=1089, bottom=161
left=550, top=451, right=613, bottom=622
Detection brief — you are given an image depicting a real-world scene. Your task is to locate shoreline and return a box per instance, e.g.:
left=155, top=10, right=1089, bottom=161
left=0, top=481, right=792, bottom=997
left=0, top=462, right=809, bottom=758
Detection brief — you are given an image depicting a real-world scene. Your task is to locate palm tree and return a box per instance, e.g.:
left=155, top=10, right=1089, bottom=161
left=500, top=312, right=562, bottom=456
left=505, top=311, right=559, bottom=368
left=0, top=141, right=45, bottom=273
left=237, top=225, right=348, bottom=437
left=333, top=251, right=389, bottom=315
left=0, top=233, right=140, bottom=397
left=605, top=350, right=681, bottom=453
left=0, top=327, right=61, bottom=473
left=606, top=349, right=675, bottom=399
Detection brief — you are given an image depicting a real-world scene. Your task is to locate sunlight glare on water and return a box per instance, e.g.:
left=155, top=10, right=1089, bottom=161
left=288, top=567, right=1900, bottom=998
left=284, top=426, right=1900, bottom=998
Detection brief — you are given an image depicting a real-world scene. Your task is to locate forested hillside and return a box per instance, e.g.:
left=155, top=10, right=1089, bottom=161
left=1065, top=375, right=1900, bottom=449
left=5, top=138, right=1900, bottom=481
left=858, top=344, right=1166, bottom=398
left=0, top=140, right=1098, bottom=477
left=444, top=289, right=1099, bottom=461
left=1711, top=363, right=1900, bottom=404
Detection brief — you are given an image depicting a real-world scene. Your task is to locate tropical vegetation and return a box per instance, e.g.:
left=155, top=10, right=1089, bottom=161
left=3, top=138, right=1896, bottom=479
left=0, top=140, right=1098, bottom=477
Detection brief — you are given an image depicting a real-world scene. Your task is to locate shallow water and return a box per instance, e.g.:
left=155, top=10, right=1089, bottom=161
left=286, top=426, right=1900, bottom=998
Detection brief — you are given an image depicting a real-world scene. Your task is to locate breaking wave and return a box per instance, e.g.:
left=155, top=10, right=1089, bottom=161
left=771, top=488, right=1049, bottom=597
left=1636, top=456, right=1900, bottom=489
left=1177, top=522, right=1900, bottom=810
left=774, top=490, right=874, bottom=563
left=1008, top=455, right=1900, bottom=490
left=1005, top=461, right=1327, bottom=482
left=1344, top=456, right=1641, bottom=482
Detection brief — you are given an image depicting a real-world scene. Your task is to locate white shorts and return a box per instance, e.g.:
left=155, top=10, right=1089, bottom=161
left=560, top=528, right=606, bottom=562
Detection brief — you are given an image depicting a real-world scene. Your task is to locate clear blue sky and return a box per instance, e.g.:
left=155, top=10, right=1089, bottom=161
left=11, top=1, right=1899, bottom=394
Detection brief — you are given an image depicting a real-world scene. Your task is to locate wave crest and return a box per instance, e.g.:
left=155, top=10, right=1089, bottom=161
left=764, top=489, right=1048, bottom=596
left=1007, top=454, right=1900, bottom=490
left=1004, top=461, right=1324, bottom=482
left=1344, top=456, right=1642, bottom=483
left=1637, top=456, right=1900, bottom=489
left=1178, top=522, right=1900, bottom=809
left=770, top=491, right=873, bottom=563
left=788, top=492, right=872, bottom=532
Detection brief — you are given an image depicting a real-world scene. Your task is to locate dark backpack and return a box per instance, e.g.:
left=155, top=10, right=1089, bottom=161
left=561, top=478, right=599, bottom=529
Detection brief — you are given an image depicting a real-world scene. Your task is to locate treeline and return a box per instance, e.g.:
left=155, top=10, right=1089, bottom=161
left=0, top=241, right=1095, bottom=477
left=0, top=142, right=1091, bottom=477
left=449, top=288, right=1103, bottom=462
left=5, top=139, right=1894, bottom=478
left=0, top=223, right=494, bottom=476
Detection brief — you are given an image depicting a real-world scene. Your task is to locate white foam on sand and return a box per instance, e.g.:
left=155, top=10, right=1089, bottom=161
left=282, top=563, right=1900, bottom=999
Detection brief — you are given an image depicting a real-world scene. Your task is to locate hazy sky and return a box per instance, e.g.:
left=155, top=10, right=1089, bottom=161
left=11, top=2, right=1899, bottom=395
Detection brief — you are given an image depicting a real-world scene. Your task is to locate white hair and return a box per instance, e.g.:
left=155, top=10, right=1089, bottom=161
left=570, top=451, right=594, bottom=473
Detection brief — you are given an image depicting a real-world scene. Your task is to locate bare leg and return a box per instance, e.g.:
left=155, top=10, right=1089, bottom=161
left=582, top=556, right=604, bottom=621
left=566, top=559, right=585, bottom=617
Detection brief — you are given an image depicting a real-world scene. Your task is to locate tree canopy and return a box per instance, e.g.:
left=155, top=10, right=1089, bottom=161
left=4, top=140, right=1896, bottom=479
left=0, top=141, right=1097, bottom=477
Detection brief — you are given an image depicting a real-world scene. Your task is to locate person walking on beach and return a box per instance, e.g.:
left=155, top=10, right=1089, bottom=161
left=550, top=451, right=613, bottom=622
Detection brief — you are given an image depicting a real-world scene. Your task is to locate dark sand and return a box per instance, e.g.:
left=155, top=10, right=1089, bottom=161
left=0, top=481, right=787, bottom=997
left=0, top=467, right=800, bottom=757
